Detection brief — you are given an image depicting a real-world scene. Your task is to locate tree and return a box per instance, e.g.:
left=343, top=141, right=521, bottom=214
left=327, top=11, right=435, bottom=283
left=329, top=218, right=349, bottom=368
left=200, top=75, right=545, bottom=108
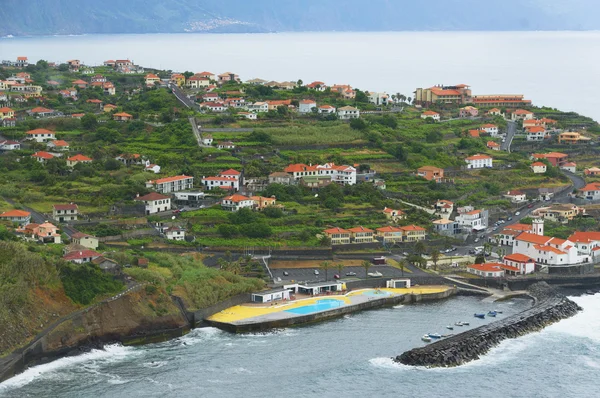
left=414, top=241, right=426, bottom=257
left=362, top=260, right=372, bottom=279
left=81, top=114, right=98, bottom=131
left=398, top=258, right=408, bottom=277
left=430, top=250, right=440, bottom=271
left=350, top=118, right=367, bottom=130
left=319, top=261, right=331, bottom=281
left=336, top=263, right=344, bottom=277
left=483, top=242, right=492, bottom=260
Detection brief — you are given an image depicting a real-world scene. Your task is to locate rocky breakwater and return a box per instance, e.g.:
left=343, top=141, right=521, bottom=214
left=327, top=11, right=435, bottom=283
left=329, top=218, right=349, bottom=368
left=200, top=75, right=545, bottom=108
left=395, top=282, right=581, bottom=367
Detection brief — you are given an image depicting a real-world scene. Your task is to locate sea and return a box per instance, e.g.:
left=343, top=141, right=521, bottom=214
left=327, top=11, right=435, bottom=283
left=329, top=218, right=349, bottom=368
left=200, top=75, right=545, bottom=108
left=1, top=294, right=599, bottom=398
left=1, top=31, right=600, bottom=121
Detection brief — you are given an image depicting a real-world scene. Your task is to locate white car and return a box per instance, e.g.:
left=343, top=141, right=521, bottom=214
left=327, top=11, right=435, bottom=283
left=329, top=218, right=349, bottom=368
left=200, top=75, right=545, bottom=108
left=368, top=271, right=383, bottom=278
left=314, top=270, right=319, bottom=275
left=515, top=212, right=521, bottom=216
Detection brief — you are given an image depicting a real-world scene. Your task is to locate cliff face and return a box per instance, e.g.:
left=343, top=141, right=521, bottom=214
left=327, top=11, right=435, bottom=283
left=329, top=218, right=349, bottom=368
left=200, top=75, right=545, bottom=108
left=1, top=0, right=600, bottom=36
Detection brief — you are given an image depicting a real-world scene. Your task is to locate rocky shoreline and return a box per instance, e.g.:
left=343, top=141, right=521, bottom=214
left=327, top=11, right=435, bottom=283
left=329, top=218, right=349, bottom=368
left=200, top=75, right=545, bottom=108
left=395, top=282, right=582, bottom=368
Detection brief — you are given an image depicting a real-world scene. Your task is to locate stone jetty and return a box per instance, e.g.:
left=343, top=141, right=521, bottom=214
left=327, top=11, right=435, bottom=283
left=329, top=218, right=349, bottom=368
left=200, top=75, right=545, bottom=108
left=395, top=282, right=581, bottom=367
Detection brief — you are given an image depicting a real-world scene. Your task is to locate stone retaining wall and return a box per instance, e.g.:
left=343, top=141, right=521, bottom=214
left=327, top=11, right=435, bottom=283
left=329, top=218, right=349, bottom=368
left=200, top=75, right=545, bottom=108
left=395, top=282, right=581, bottom=368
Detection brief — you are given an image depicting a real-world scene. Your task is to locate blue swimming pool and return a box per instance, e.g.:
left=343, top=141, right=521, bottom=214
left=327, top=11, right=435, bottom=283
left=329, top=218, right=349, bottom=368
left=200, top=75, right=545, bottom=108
left=285, top=299, right=344, bottom=315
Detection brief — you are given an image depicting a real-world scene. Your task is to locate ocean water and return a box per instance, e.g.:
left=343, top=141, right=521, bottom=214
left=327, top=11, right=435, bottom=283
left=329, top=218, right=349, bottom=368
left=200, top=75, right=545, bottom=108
left=2, top=294, right=599, bottom=398
left=1, top=31, right=600, bottom=121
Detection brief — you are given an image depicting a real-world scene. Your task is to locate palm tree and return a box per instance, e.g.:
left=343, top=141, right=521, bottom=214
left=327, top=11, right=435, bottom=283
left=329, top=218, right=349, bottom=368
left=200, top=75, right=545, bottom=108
left=362, top=260, right=373, bottom=279
left=414, top=241, right=426, bottom=257
left=336, top=263, right=344, bottom=278
left=319, top=261, right=331, bottom=281
left=430, top=250, right=440, bottom=271
left=398, top=258, right=408, bottom=277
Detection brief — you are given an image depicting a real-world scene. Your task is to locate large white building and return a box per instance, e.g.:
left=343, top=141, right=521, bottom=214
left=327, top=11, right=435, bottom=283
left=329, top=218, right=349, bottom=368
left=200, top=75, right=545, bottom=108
left=221, top=194, right=254, bottom=211
left=135, top=192, right=171, bottom=215
left=284, top=163, right=357, bottom=185
left=299, top=100, right=317, bottom=113
left=201, top=169, right=241, bottom=191
left=337, top=106, right=360, bottom=120
left=465, top=154, right=493, bottom=169
left=146, top=175, right=194, bottom=193
left=455, top=208, right=488, bottom=232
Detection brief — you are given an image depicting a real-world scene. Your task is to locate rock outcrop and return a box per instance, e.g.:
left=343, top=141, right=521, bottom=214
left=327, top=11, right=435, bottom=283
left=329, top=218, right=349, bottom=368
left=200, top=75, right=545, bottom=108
left=395, top=282, right=581, bottom=367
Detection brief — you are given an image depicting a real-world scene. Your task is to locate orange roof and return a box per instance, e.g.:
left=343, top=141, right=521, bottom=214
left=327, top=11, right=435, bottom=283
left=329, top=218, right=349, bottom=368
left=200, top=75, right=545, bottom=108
left=539, top=118, right=557, bottom=124
left=468, top=130, right=480, bottom=137
left=135, top=192, right=171, bottom=201
left=469, top=263, right=504, bottom=272
left=32, top=151, right=54, bottom=159
left=465, top=210, right=481, bottom=215
left=579, top=183, right=600, bottom=192
left=481, top=124, right=497, bottom=129
left=526, top=126, right=546, bottom=133
left=300, top=99, right=316, bottom=104
left=0, top=210, right=30, bottom=217
left=151, top=175, right=193, bottom=184
left=87, top=99, right=103, bottom=103
left=30, top=107, right=53, bottom=113
left=422, top=111, right=439, bottom=115
left=104, top=104, right=117, bottom=108
left=568, top=231, right=600, bottom=243
left=0, top=107, right=14, bottom=113
left=487, top=141, right=500, bottom=147
left=534, top=245, right=565, bottom=255
left=113, top=112, right=133, bottom=117
left=348, top=226, right=374, bottom=233
left=285, top=164, right=317, bottom=173
left=514, top=109, right=533, bottom=115
left=430, top=88, right=461, bottom=96
left=488, top=108, right=501, bottom=112
left=145, top=73, right=160, bottom=79
left=534, top=152, right=568, bottom=159
left=465, top=154, right=492, bottom=160
left=383, top=208, right=403, bottom=214
left=223, top=194, right=251, bottom=203
left=516, top=232, right=551, bottom=245
left=266, top=100, right=292, bottom=106
left=376, top=226, right=402, bottom=233
left=67, top=154, right=92, bottom=162
left=51, top=140, right=69, bottom=147
left=500, top=264, right=520, bottom=272
left=220, top=169, right=241, bottom=176
left=504, top=253, right=534, bottom=263
left=531, top=162, right=546, bottom=167
left=72, top=79, right=87, bottom=85
left=504, top=223, right=532, bottom=232
left=418, top=165, right=443, bottom=172
left=562, top=162, right=576, bottom=167
left=400, top=225, right=425, bottom=231
left=324, top=227, right=351, bottom=234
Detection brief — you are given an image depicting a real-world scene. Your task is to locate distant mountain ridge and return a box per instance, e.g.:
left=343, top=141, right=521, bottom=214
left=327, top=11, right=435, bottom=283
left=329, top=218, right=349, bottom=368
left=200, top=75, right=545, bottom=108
left=1, top=0, right=600, bottom=36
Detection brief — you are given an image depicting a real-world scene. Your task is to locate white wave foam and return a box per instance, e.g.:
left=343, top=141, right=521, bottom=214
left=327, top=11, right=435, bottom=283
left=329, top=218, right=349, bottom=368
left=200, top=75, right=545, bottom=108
left=142, top=361, right=167, bottom=368
left=544, top=295, right=600, bottom=342
left=0, top=344, right=136, bottom=391
left=231, top=367, right=253, bottom=374
left=393, top=305, right=405, bottom=309
left=369, top=357, right=415, bottom=371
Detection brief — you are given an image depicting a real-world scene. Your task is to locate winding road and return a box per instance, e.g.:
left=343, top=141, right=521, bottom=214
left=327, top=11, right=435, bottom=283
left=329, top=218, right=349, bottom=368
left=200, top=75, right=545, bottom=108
left=501, top=121, right=517, bottom=152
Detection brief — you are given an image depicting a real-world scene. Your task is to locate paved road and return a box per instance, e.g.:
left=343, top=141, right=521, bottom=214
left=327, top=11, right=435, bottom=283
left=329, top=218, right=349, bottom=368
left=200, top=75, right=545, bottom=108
left=501, top=121, right=517, bottom=152
left=2, top=196, right=76, bottom=237
left=272, top=264, right=415, bottom=284
left=169, top=83, right=198, bottom=110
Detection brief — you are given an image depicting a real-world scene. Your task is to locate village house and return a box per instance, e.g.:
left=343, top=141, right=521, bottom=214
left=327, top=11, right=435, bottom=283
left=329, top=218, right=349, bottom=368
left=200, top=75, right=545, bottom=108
left=421, top=110, right=440, bottom=121
left=144, top=162, right=161, bottom=174
left=225, top=98, right=246, bottom=108
left=456, top=207, right=488, bottom=232
left=170, top=73, right=186, bottom=87
left=496, top=223, right=533, bottom=246
left=28, top=107, right=54, bottom=117
left=0, top=107, right=15, bottom=119
left=480, top=124, right=499, bottom=136
left=434, top=200, right=454, bottom=217
left=417, top=166, right=444, bottom=182
left=217, top=141, right=236, bottom=149
left=197, top=71, right=216, bottom=81
left=147, top=175, right=194, bottom=194
left=251, top=196, right=277, bottom=210
left=246, top=78, right=267, bottom=85
left=558, top=131, right=591, bottom=144
left=531, top=162, right=547, bottom=174
left=91, top=74, right=107, bottom=83
left=487, top=141, right=501, bottom=151
left=165, top=226, right=186, bottom=241
left=533, top=152, right=568, bottom=167
left=103, top=82, right=116, bottom=95
left=0, top=210, right=31, bottom=225
left=368, top=92, right=390, bottom=106
left=413, top=84, right=472, bottom=106
left=53, top=204, right=79, bottom=222
left=503, top=253, right=536, bottom=275
left=202, top=169, right=241, bottom=191
left=265, top=99, right=292, bottom=111
left=134, top=192, right=171, bottom=215
left=201, top=135, right=213, bottom=146
left=532, top=204, right=585, bottom=224
left=0, top=140, right=20, bottom=151
left=284, top=163, right=356, bottom=185
left=376, top=226, right=403, bottom=244
left=103, top=104, right=118, bottom=113
left=560, top=162, right=577, bottom=173
left=472, top=94, right=531, bottom=108
left=238, top=112, right=257, bottom=120
left=268, top=172, right=295, bottom=185
left=221, top=194, right=254, bottom=212
left=324, top=227, right=351, bottom=245
left=468, top=129, right=480, bottom=138
left=526, top=126, right=546, bottom=141
left=337, top=106, right=360, bottom=120
left=71, top=232, right=99, bottom=250
left=202, top=93, right=222, bottom=102
left=63, top=250, right=102, bottom=264
left=307, top=81, right=327, bottom=91
left=72, top=79, right=88, bottom=88
left=218, top=72, right=240, bottom=84
left=433, top=219, right=459, bottom=236
left=200, top=102, right=225, bottom=112
left=20, top=222, right=61, bottom=244
left=511, top=109, right=534, bottom=121
left=31, top=151, right=55, bottom=163
left=504, top=190, right=527, bottom=203
left=247, top=102, right=269, bottom=113
left=576, top=183, right=600, bottom=201
left=300, top=175, right=332, bottom=189
left=299, top=100, right=318, bottom=113
left=71, top=113, right=85, bottom=119
left=59, top=87, right=78, bottom=99
left=145, top=73, right=161, bottom=86
left=400, top=225, right=426, bottom=242
left=348, top=226, right=375, bottom=243
left=67, top=154, right=93, bottom=168
left=459, top=106, right=478, bottom=118
left=568, top=231, right=600, bottom=261
left=113, top=112, right=133, bottom=121
left=383, top=207, right=406, bottom=222
left=116, top=153, right=143, bottom=166
left=67, top=59, right=81, bottom=71
left=186, top=75, right=211, bottom=89
left=585, top=167, right=600, bottom=176
left=318, top=105, right=336, bottom=114
left=46, top=140, right=69, bottom=152
left=465, top=154, right=493, bottom=169
left=468, top=263, right=505, bottom=278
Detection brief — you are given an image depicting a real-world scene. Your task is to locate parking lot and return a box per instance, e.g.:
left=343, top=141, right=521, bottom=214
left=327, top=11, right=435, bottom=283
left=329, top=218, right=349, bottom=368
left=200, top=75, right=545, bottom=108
left=272, top=264, right=414, bottom=284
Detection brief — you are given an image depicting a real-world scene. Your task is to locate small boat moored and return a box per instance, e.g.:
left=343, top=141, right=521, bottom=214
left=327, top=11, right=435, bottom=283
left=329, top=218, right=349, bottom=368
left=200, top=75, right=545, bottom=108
left=428, top=333, right=442, bottom=339
left=462, top=322, right=470, bottom=326
left=474, top=313, right=486, bottom=319
left=488, top=311, right=497, bottom=317
left=455, top=321, right=464, bottom=326
left=422, top=335, right=433, bottom=342
left=446, top=325, right=454, bottom=330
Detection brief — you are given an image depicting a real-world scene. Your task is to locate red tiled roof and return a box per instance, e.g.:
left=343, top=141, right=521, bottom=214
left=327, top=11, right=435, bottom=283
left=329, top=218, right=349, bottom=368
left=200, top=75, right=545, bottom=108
left=145, top=73, right=160, bottom=79
left=568, top=231, right=600, bottom=243
left=113, top=112, right=133, bottom=117
left=63, top=250, right=101, bottom=261
left=135, top=192, right=171, bottom=201
left=534, top=245, right=565, bottom=255
left=87, top=99, right=103, bottom=103
left=514, top=109, right=533, bottom=115
left=376, top=226, right=402, bottom=233
left=151, top=175, right=192, bottom=184
left=531, top=162, right=546, bottom=167
left=324, top=227, right=351, bottom=234
left=0, top=210, right=30, bottom=217
left=51, top=140, right=69, bottom=147
left=534, top=152, right=568, bottom=159
left=430, top=88, right=461, bottom=96
left=487, top=141, right=500, bottom=147
left=422, top=111, right=439, bottom=115
left=504, top=253, right=534, bottom=263
left=500, top=264, right=520, bottom=272
left=526, top=126, right=546, bottom=133
left=516, top=232, right=551, bottom=245
left=348, top=226, right=374, bottom=233
left=466, top=154, right=492, bottom=161
left=30, top=107, right=53, bottom=113
left=469, top=263, right=504, bottom=272
left=67, top=154, right=92, bottom=162
left=32, top=151, right=54, bottom=159
left=579, top=183, right=600, bottom=192
left=71, top=232, right=92, bottom=239
left=0, top=107, right=14, bottom=113
left=400, top=225, right=425, bottom=231
left=285, top=164, right=317, bottom=173
left=53, top=204, right=78, bottom=211
left=223, top=194, right=251, bottom=203
left=220, top=169, right=241, bottom=176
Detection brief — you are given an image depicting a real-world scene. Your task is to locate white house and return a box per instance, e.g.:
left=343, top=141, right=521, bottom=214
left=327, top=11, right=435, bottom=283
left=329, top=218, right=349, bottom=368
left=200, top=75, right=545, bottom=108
left=465, top=154, right=493, bottom=169
left=221, top=194, right=254, bottom=211
left=531, top=162, right=547, bottom=174
left=468, top=263, right=505, bottom=278
left=26, top=128, right=56, bottom=143
left=238, top=112, right=257, bottom=120
left=134, top=192, right=171, bottom=215
left=503, top=253, right=536, bottom=275
left=338, top=106, right=360, bottom=120
left=53, top=204, right=79, bottom=222
left=579, top=183, right=600, bottom=201
left=511, top=109, right=534, bottom=121
left=201, top=135, right=213, bottom=146
left=504, top=190, right=527, bottom=203
left=0, top=140, right=20, bottom=150
left=367, top=92, right=390, bottom=106
left=63, top=250, right=102, bottom=264
left=71, top=232, right=99, bottom=250
left=165, top=226, right=186, bottom=241
left=318, top=105, right=336, bottom=114
left=202, top=176, right=239, bottom=191
left=526, top=126, right=546, bottom=141
left=560, top=162, right=577, bottom=173
left=247, top=102, right=269, bottom=113
left=568, top=231, right=600, bottom=261
left=455, top=209, right=488, bottom=232
left=0, top=209, right=31, bottom=225
left=147, top=175, right=194, bottom=193
left=299, top=100, right=317, bottom=113
left=145, top=163, right=161, bottom=174
left=284, top=163, right=357, bottom=185
left=202, top=93, right=221, bottom=102
left=251, top=288, right=291, bottom=303
left=217, top=141, right=236, bottom=149
left=480, top=124, right=499, bottom=136
left=421, top=111, right=440, bottom=121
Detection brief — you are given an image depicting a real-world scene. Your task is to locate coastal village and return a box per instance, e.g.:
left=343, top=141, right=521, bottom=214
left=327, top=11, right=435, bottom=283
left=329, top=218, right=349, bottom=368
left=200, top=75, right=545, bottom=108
left=1, top=55, right=600, bottom=363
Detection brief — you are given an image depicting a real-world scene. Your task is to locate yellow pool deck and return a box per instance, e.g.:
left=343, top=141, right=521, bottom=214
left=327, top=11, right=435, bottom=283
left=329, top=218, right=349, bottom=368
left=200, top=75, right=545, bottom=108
left=208, top=286, right=451, bottom=325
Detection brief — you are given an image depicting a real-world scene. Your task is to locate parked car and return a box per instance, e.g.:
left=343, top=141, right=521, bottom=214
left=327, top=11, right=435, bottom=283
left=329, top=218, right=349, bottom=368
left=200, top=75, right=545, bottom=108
left=333, top=274, right=340, bottom=279
left=515, top=212, right=521, bottom=216
left=346, top=272, right=357, bottom=277
left=527, top=204, right=534, bottom=208
left=368, top=271, right=383, bottom=278
left=283, top=271, right=289, bottom=276
left=507, top=217, right=513, bottom=221
left=314, top=270, right=319, bottom=275
left=474, top=238, right=480, bottom=243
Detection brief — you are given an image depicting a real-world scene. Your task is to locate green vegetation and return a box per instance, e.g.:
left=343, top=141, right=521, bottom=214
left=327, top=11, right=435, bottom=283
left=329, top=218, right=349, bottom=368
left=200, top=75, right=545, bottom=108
left=60, top=264, right=124, bottom=305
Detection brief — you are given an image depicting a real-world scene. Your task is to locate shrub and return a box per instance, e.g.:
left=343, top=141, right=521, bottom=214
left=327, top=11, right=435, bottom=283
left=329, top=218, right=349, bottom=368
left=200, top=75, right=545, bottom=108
left=61, top=264, right=123, bottom=305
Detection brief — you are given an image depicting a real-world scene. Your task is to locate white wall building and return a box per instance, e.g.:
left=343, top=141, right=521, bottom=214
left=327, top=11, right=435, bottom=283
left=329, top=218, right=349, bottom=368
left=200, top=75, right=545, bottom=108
left=337, top=106, right=360, bottom=120
left=299, top=100, right=317, bottom=113
left=455, top=208, right=488, bottom=232
left=465, top=154, right=493, bottom=169
left=147, top=175, right=194, bottom=193
left=135, top=192, right=171, bottom=215
left=165, top=227, right=186, bottom=241
left=221, top=194, right=254, bottom=211
left=480, top=124, right=499, bottom=136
